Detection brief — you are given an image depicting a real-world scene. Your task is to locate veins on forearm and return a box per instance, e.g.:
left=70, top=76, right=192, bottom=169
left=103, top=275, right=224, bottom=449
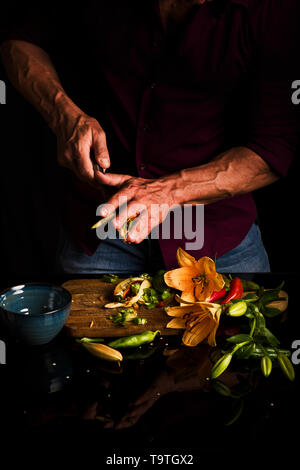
left=172, top=147, right=278, bottom=206
left=1, top=41, right=79, bottom=132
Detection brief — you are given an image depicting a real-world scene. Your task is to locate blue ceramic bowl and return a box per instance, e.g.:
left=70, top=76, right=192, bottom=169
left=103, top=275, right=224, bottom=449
left=0, top=284, right=72, bottom=345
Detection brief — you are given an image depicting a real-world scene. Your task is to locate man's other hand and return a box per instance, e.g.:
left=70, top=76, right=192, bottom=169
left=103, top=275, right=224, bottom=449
left=95, top=171, right=178, bottom=243
left=56, top=113, right=111, bottom=184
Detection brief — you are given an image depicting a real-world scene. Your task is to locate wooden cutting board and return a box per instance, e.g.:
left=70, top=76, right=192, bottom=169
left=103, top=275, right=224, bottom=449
left=62, top=279, right=182, bottom=337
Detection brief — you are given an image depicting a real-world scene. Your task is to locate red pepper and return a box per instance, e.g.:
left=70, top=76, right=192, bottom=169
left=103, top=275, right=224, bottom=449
left=220, top=278, right=243, bottom=304
left=207, top=288, right=227, bottom=303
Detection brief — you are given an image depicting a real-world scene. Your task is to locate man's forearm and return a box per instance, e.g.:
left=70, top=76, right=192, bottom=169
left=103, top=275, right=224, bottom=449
left=0, top=40, right=82, bottom=132
left=167, top=147, right=279, bottom=206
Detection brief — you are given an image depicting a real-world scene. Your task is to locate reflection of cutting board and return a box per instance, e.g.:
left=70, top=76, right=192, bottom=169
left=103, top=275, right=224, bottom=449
left=62, top=279, right=182, bottom=337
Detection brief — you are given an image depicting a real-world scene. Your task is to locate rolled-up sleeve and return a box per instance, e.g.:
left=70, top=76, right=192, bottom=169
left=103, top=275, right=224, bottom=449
left=244, top=0, right=300, bottom=177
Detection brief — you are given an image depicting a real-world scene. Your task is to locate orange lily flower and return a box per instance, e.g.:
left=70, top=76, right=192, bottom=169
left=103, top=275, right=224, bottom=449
left=166, top=300, right=222, bottom=347
left=164, top=248, right=224, bottom=303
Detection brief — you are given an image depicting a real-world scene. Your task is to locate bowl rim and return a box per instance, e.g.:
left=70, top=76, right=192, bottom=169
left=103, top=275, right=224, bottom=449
left=0, top=283, right=72, bottom=317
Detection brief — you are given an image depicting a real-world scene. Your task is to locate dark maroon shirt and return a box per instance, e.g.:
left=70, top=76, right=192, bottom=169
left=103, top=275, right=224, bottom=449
left=2, top=0, right=299, bottom=268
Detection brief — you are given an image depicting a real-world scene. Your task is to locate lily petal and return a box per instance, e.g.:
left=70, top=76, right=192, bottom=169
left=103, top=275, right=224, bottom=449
left=195, top=283, right=212, bottom=302
left=166, top=318, right=187, bottom=329
left=206, top=310, right=221, bottom=346
left=176, top=247, right=197, bottom=267
left=166, top=304, right=206, bottom=317
left=212, top=273, right=225, bottom=292
left=180, top=290, right=198, bottom=304
left=206, top=322, right=218, bottom=347
left=183, top=316, right=215, bottom=347
left=175, top=294, right=195, bottom=304
left=164, top=266, right=198, bottom=291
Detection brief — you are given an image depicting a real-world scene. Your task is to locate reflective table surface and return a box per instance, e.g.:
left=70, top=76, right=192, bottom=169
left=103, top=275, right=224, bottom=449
left=0, top=274, right=299, bottom=465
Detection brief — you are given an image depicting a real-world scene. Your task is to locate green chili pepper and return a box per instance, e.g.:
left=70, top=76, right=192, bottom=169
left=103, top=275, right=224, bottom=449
left=227, top=301, right=247, bottom=317
left=261, top=356, right=272, bottom=377
left=142, top=287, right=160, bottom=307
left=109, top=308, right=137, bottom=326
left=130, top=283, right=141, bottom=294
left=161, top=290, right=171, bottom=301
left=277, top=354, right=295, bottom=381
left=108, top=330, right=160, bottom=348
left=139, top=273, right=153, bottom=280
left=102, top=273, right=119, bottom=283
left=133, top=317, right=147, bottom=325
left=122, top=346, right=158, bottom=360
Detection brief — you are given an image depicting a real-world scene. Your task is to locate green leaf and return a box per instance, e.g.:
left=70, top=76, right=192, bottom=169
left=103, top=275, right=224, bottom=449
left=240, top=279, right=260, bottom=291
left=262, top=306, right=282, bottom=318
left=261, top=327, right=280, bottom=347
left=234, top=343, right=256, bottom=360
left=226, top=334, right=253, bottom=344
left=259, top=281, right=284, bottom=306
left=242, top=293, right=259, bottom=303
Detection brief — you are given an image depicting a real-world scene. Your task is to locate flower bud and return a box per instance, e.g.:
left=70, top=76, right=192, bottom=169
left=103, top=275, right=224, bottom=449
left=211, top=353, right=233, bottom=379
left=227, top=301, right=247, bottom=317
left=277, top=354, right=295, bottom=381
left=211, top=379, right=232, bottom=397
left=261, top=355, right=272, bottom=377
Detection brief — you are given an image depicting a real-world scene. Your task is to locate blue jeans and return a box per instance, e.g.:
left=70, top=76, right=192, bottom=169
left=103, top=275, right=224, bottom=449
left=57, top=223, right=270, bottom=274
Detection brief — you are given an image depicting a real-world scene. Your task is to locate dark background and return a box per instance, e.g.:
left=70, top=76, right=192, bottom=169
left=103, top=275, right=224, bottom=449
left=0, top=2, right=299, bottom=279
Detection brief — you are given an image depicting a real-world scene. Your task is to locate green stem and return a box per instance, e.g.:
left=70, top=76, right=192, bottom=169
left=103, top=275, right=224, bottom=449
left=249, top=317, right=256, bottom=337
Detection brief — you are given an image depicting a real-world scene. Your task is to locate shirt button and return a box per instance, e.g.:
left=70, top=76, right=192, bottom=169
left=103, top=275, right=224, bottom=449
left=140, top=164, right=146, bottom=170
left=141, top=124, right=150, bottom=132
left=150, top=82, right=157, bottom=89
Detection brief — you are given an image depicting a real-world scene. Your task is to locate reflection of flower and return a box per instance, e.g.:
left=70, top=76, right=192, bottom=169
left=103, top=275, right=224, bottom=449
left=164, top=248, right=224, bottom=303
left=166, top=300, right=222, bottom=347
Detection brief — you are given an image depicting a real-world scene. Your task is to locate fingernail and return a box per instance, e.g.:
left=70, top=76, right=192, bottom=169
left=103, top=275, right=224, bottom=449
left=101, top=208, right=108, bottom=217
left=100, top=158, right=109, bottom=167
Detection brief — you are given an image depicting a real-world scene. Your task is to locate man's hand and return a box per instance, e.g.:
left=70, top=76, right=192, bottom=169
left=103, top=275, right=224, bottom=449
left=95, top=171, right=178, bottom=243
left=56, top=113, right=111, bottom=185
left=0, top=41, right=111, bottom=186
